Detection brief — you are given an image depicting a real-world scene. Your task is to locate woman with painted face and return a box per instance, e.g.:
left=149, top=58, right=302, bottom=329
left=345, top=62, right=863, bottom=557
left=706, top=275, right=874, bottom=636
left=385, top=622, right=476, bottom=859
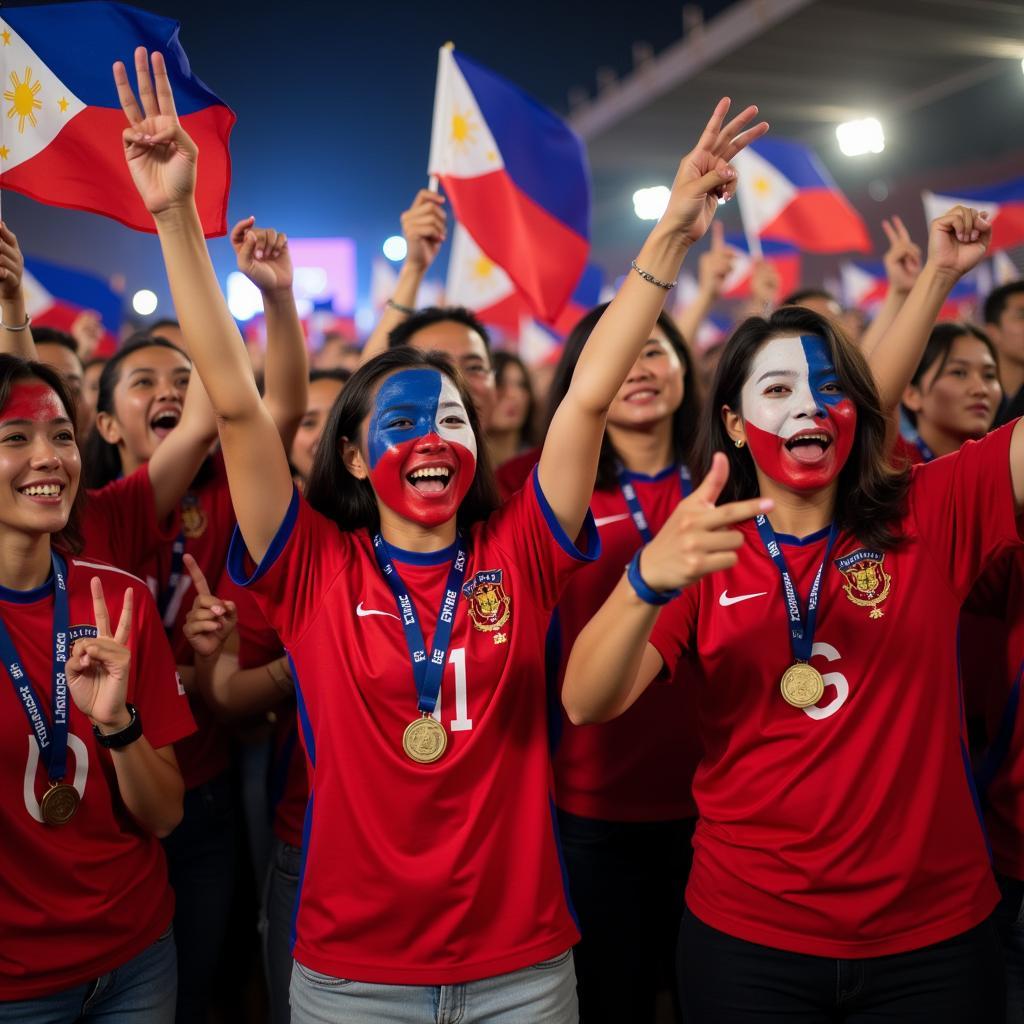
left=114, top=48, right=766, bottom=1022
left=563, top=207, right=1015, bottom=1021
left=0, top=355, right=194, bottom=1020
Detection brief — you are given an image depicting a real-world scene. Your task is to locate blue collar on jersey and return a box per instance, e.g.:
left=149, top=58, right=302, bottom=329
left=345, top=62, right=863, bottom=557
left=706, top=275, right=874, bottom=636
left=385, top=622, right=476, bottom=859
left=616, top=463, right=692, bottom=544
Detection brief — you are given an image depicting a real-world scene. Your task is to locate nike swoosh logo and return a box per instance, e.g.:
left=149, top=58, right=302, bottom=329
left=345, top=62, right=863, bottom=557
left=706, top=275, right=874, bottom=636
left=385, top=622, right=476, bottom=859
left=355, top=602, right=400, bottom=620
left=594, top=513, right=632, bottom=528
left=718, top=590, right=768, bottom=607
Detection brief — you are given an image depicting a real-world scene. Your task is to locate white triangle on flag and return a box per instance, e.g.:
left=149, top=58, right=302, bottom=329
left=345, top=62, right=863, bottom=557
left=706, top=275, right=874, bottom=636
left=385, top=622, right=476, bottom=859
left=732, top=148, right=797, bottom=236
left=0, top=19, right=86, bottom=172
left=922, top=190, right=1000, bottom=226
left=21, top=265, right=53, bottom=317
left=445, top=222, right=515, bottom=311
left=993, top=249, right=1019, bottom=286
left=518, top=315, right=559, bottom=366
left=427, top=47, right=505, bottom=179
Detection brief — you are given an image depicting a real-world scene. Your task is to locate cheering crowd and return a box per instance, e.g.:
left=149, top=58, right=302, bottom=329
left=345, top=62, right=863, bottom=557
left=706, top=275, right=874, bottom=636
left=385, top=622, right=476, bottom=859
left=2, top=45, right=1024, bottom=1024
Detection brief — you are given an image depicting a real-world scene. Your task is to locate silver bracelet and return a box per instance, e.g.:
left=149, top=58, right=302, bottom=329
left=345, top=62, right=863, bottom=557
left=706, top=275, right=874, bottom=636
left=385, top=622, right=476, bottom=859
left=0, top=313, right=31, bottom=331
left=387, top=298, right=416, bottom=316
left=630, top=260, right=676, bottom=291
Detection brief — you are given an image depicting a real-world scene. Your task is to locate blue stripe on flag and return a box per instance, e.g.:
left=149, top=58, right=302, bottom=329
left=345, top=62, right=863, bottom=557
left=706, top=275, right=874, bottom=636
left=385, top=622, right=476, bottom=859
left=25, top=256, right=122, bottom=332
left=939, top=177, right=1024, bottom=206
left=750, top=138, right=837, bottom=192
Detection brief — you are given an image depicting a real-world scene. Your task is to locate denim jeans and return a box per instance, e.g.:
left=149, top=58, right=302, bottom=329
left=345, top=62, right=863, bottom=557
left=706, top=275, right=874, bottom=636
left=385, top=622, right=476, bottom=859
left=993, top=873, right=1024, bottom=1023
left=261, top=838, right=302, bottom=1024
left=289, top=948, right=578, bottom=1024
left=0, top=925, right=176, bottom=1023
left=678, top=908, right=1004, bottom=1023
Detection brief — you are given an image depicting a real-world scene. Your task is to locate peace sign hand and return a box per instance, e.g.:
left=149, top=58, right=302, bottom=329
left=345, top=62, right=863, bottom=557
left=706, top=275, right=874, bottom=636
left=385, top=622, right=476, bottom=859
left=182, top=554, right=237, bottom=659
left=231, top=218, right=294, bottom=294
left=67, top=579, right=134, bottom=732
left=880, top=216, right=922, bottom=294
left=113, top=47, right=198, bottom=217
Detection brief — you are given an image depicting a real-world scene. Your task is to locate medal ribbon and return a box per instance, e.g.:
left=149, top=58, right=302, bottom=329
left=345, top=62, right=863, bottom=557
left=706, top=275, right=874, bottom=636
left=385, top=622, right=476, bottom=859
left=158, top=529, right=186, bottom=632
left=616, top=464, right=693, bottom=544
left=754, top=516, right=839, bottom=664
left=371, top=535, right=468, bottom=716
left=1, top=552, right=72, bottom=781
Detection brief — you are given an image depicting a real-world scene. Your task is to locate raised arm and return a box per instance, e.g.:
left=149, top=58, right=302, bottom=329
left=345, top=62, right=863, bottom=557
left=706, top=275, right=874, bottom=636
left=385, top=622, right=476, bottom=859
left=0, top=223, right=35, bottom=359
left=114, top=48, right=292, bottom=563
left=675, top=220, right=735, bottom=346
left=858, top=216, right=922, bottom=358
left=539, top=97, right=768, bottom=539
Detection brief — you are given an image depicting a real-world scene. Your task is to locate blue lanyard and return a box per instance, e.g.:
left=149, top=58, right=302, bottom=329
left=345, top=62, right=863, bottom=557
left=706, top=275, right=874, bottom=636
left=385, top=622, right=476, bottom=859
left=914, top=437, right=936, bottom=463
left=371, top=535, right=468, bottom=716
left=616, top=464, right=693, bottom=544
left=158, top=530, right=186, bottom=632
left=1, top=552, right=72, bottom=781
left=754, top=516, right=839, bottom=663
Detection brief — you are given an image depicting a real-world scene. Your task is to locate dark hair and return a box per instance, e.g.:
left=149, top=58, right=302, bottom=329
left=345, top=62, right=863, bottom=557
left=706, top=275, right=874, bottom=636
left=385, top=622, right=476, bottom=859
left=32, top=327, right=79, bottom=355
left=83, top=356, right=108, bottom=374
left=148, top=317, right=180, bottom=334
left=984, top=281, right=1024, bottom=326
left=305, top=347, right=498, bottom=538
left=696, top=306, right=909, bottom=550
left=544, top=303, right=702, bottom=491
left=309, top=367, right=352, bottom=386
left=83, top=337, right=190, bottom=489
left=0, top=354, right=85, bottom=553
left=387, top=306, right=492, bottom=356
left=781, top=287, right=840, bottom=309
left=492, top=351, right=539, bottom=448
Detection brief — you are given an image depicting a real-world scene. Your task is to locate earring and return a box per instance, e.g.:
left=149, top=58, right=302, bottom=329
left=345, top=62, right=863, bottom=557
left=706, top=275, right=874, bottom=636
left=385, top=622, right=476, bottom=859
left=734, top=438, right=745, bottom=449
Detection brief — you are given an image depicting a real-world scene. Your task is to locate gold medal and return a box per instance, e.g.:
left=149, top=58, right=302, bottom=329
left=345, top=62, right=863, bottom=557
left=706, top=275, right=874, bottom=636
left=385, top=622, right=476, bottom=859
left=402, top=715, right=447, bottom=764
left=40, top=782, right=80, bottom=826
left=780, top=662, right=825, bottom=709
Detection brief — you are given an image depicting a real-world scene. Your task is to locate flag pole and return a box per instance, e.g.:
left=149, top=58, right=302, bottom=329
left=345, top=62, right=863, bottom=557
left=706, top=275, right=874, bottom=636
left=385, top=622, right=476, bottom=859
left=427, top=41, right=455, bottom=194
left=734, top=183, right=762, bottom=261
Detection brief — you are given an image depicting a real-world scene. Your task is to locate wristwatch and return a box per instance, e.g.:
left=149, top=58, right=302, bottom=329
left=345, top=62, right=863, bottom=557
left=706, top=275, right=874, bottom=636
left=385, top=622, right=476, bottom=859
left=92, top=703, right=143, bottom=750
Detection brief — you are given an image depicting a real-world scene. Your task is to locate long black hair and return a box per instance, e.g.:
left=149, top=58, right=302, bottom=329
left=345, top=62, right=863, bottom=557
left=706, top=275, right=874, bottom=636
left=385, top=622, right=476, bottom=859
left=0, top=354, right=85, bottom=553
left=696, top=306, right=909, bottom=551
left=83, top=335, right=190, bottom=489
left=305, top=347, right=498, bottom=537
left=493, top=350, right=539, bottom=448
left=544, top=303, right=702, bottom=490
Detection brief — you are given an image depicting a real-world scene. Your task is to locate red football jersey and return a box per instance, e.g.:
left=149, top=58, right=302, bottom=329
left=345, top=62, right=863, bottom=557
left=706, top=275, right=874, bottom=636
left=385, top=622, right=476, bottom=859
left=228, top=470, right=597, bottom=984
left=648, top=422, right=1019, bottom=958
left=0, top=556, right=195, bottom=998
left=495, top=446, right=541, bottom=502
left=554, top=468, right=702, bottom=821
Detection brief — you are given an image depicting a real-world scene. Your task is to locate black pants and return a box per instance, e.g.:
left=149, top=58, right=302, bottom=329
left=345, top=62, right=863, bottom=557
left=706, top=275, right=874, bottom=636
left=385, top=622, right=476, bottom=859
left=678, top=908, right=1004, bottom=1023
left=557, top=809, right=695, bottom=1024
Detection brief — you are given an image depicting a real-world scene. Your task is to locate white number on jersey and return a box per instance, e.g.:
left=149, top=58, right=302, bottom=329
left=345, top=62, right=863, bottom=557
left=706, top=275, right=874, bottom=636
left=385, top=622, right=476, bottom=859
left=802, top=641, right=849, bottom=721
left=430, top=647, right=474, bottom=733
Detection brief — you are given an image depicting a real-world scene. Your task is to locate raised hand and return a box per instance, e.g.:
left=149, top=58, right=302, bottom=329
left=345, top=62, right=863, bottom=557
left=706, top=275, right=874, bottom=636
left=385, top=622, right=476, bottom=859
left=182, top=554, right=237, bottom=659
left=661, top=97, right=769, bottom=246
left=751, top=259, right=782, bottom=309
left=231, top=217, right=293, bottom=294
left=113, top=47, right=197, bottom=217
left=880, top=216, right=922, bottom=293
left=638, top=453, right=771, bottom=592
left=400, top=190, right=447, bottom=272
left=697, top=221, right=736, bottom=298
left=928, top=205, right=992, bottom=280
left=70, top=310, right=104, bottom=361
left=67, top=579, right=133, bottom=732
left=0, top=222, right=24, bottom=301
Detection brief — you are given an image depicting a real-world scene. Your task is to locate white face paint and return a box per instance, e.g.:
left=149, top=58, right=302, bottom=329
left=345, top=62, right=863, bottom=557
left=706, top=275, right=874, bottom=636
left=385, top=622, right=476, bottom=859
left=741, top=336, right=824, bottom=440
left=436, top=373, right=477, bottom=461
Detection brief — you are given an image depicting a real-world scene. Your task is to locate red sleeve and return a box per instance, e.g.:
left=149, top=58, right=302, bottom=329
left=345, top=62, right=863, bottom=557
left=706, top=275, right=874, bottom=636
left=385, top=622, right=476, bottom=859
left=83, top=466, right=180, bottom=575
left=647, top=585, right=701, bottom=680
left=909, top=419, right=1023, bottom=601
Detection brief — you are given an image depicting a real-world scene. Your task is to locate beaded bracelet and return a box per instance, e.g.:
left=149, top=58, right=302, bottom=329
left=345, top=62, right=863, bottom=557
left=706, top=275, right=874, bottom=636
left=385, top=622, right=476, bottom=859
left=630, top=259, right=677, bottom=291
left=626, top=549, right=681, bottom=606
left=387, top=298, right=417, bottom=316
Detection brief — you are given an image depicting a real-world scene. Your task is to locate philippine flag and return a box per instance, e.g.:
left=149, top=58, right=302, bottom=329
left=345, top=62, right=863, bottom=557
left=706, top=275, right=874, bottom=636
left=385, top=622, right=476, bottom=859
left=923, top=178, right=1024, bottom=254
left=445, top=221, right=525, bottom=333
left=0, top=3, right=234, bottom=236
left=841, top=260, right=888, bottom=311
left=721, top=234, right=802, bottom=300
left=732, top=139, right=870, bottom=254
left=428, top=45, right=590, bottom=323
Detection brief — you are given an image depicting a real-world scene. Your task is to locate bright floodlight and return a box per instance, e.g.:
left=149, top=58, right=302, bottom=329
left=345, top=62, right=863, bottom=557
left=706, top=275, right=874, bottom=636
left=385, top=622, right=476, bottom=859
left=226, top=272, right=264, bottom=322
left=132, top=289, right=158, bottom=316
left=383, top=235, right=408, bottom=262
left=836, top=117, right=885, bottom=157
left=632, top=186, right=670, bottom=221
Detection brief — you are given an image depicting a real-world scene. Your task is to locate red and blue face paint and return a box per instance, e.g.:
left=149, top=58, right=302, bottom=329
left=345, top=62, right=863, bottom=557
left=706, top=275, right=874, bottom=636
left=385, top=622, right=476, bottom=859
left=366, top=369, right=478, bottom=527
left=740, top=335, right=856, bottom=492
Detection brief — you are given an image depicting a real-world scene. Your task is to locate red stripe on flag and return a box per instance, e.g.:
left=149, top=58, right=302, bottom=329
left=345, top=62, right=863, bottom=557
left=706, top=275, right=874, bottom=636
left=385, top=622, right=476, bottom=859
left=991, top=204, right=1024, bottom=253
left=476, top=292, right=529, bottom=333
left=1, top=105, right=234, bottom=238
left=761, top=190, right=871, bottom=254
left=440, top=170, right=588, bottom=323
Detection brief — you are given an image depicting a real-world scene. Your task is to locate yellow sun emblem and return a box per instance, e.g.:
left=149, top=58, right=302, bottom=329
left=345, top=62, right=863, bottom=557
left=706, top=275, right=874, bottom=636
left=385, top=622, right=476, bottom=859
left=754, top=176, right=771, bottom=195
left=5, top=67, right=42, bottom=134
left=471, top=254, right=495, bottom=278
left=450, top=109, right=478, bottom=148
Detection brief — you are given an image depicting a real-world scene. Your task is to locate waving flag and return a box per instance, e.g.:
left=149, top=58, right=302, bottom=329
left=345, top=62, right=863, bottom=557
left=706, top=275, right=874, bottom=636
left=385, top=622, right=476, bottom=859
left=0, top=2, right=234, bottom=236
left=923, top=178, right=1024, bottom=254
left=428, top=45, right=590, bottom=322
left=841, top=260, right=888, bottom=311
left=445, top=222, right=525, bottom=333
left=733, top=139, right=870, bottom=254
left=722, top=234, right=802, bottom=300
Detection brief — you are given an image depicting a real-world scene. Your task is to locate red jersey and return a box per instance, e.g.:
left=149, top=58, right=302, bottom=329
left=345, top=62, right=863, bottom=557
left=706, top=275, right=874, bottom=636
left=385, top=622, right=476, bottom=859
left=495, top=446, right=541, bottom=502
left=0, top=556, right=194, bottom=999
left=648, top=422, right=1020, bottom=959
left=228, top=470, right=597, bottom=984
left=554, top=468, right=702, bottom=821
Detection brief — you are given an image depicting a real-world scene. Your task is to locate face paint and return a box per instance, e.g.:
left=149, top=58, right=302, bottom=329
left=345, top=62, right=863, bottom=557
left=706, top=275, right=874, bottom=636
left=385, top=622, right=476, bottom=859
left=0, top=382, right=68, bottom=425
left=366, top=369, right=478, bottom=527
left=739, top=335, right=856, bottom=492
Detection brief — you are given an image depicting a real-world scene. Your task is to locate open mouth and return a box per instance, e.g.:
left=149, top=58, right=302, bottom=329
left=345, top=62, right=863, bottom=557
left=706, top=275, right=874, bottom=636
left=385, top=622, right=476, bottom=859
left=624, top=388, right=659, bottom=404
left=784, top=430, right=833, bottom=464
left=150, top=409, right=181, bottom=438
left=18, top=482, right=64, bottom=501
left=406, top=465, right=453, bottom=494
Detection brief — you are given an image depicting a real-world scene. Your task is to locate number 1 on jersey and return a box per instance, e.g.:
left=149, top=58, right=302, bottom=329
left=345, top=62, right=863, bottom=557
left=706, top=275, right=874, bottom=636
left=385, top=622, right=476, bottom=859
left=430, top=647, right=473, bottom=733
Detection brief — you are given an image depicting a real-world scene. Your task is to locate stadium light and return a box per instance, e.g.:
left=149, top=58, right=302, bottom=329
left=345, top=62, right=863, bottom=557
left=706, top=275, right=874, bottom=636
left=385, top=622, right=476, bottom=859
left=226, top=271, right=264, bottom=322
left=836, top=118, right=885, bottom=157
left=383, top=235, right=408, bottom=262
left=131, top=289, right=158, bottom=316
left=632, top=185, right=670, bottom=221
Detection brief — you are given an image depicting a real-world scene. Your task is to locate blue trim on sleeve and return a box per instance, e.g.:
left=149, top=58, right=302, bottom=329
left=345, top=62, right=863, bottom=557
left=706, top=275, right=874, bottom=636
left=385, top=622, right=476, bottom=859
left=530, top=466, right=601, bottom=563
left=289, top=653, right=314, bottom=951
left=227, top=487, right=300, bottom=587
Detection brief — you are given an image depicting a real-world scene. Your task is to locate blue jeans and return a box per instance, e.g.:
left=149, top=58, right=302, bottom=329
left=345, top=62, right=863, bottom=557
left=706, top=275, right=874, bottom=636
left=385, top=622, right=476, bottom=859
left=0, top=926, right=176, bottom=1023
left=289, top=948, right=578, bottom=1023
left=994, top=874, right=1024, bottom=1023
left=261, top=838, right=302, bottom=1024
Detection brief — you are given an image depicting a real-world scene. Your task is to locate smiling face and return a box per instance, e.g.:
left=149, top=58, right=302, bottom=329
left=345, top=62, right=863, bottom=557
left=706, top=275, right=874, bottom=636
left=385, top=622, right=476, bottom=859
left=291, top=376, right=347, bottom=484
left=0, top=381, right=80, bottom=536
left=607, top=329, right=685, bottom=430
left=362, top=368, right=478, bottom=527
left=737, top=334, right=856, bottom=492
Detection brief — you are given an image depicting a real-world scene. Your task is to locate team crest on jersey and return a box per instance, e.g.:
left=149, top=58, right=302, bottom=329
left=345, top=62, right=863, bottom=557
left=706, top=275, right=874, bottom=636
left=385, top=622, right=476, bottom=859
left=834, top=549, right=891, bottom=619
left=462, top=569, right=511, bottom=634
left=181, top=494, right=207, bottom=539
